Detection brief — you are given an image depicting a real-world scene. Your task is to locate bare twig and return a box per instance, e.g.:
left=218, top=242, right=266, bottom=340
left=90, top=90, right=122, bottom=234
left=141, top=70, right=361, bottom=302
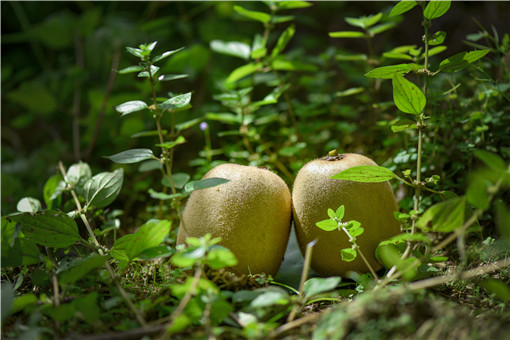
left=272, top=312, right=320, bottom=338
left=73, top=36, right=84, bottom=161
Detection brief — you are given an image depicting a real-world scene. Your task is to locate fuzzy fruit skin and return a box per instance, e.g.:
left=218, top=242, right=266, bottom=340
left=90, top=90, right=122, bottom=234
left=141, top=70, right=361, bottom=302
left=292, top=153, right=401, bottom=277
left=177, top=163, right=292, bottom=276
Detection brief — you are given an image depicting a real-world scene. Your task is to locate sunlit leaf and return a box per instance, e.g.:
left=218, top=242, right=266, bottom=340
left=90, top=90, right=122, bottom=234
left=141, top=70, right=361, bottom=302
left=84, top=169, right=124, bottom=209
left=331, top=165, right=398, bottom=182
left=423, top=1, right=451, bottom=20
left=105, top=149, right=155, bottom=164
left=390, top=1, right=418, bottom=17
left=115, top=100, right=148, bottom=116
left=392, top=73, right=426, bottom=115
left=303, top=277, right=341, bottom=298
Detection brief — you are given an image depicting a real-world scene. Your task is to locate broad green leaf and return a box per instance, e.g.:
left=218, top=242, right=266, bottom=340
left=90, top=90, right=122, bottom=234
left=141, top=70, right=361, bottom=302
left=386, top=232, right=431, bottom=245
left=183, top=178, right=230, bottom=196
left=271, top=24, right=295, bottom=58
left=303, top=277, right=341, bottom=298
left=439, top=50, right=490, bottom=72
left=383, top=52, right=414, bottom=61
left=59, top=254, right=107, bottom=285
left=159, top=92, right=192, bottom=111
left=126, top=46, right=143, bottom=58
left=427, top=45, right=447, bottom=58
left=138, top=160, right=163, bottom=172
left=16, top=197, right=42, bottom=213
left=473, top=149, right=506, bottom=171
left=390, top=1, right=418, bottom=17
left=377, top=244, right=418, bottom=280
left=392, top=74, right=426, bottom=115
left=335, top=205, right=345, bottom=220
left=115, top=100, right=148, bottom=116
left=423, top=1, right=451, bottom=20
left=71, top=293, right=100, bottom=324
left=12, top=293, right=38, bottom=314
left=428, top=31, right=446, bottom=45
left=84, top=169, right=124, bottom=209
left=340, top=248, right=357, bottom=262
left=467, top=176, right=489, bottom=210
left=480, top=279, right=510, bottom=302
left=327, top=208, right=336, bottom=219
left=272, top=15, right=294, bottom=24
left=158, top=74, right=189, bottom=82
left=365, top=63, right=421, bottom=79
left=8, top=210, right=82, bottom=248
left=1, top=282, right=14, bottom=321
left=329, top=31, right=365, bottom=39
left=391, top=119, right=417, bottom=132
left=138, top=246, right=175, bottom=260
left=67, top=161, right=92, bottom=188
left=1, top=218, right=41, bottom=266
left=152, top=47, right=184, bottom=63
left=118, top=65, right=144, bottom=74
left=210, top=40, right=251, bottom=60
left=416, top=196, right=466, bottom=232
left=131, top=129, right=166, bottom=138
left=316, top=219, right=338, bottom=231
left=234, top=5, right=271, bottom=23
left=156, top=136, right=187, bottom=149
left=250, top=288, right=289, bottom=308
left=331, top=165, right=398, bottom=182
left=226, top=62, right=263, bottom=83
left=206, top=112, right=241, bottom=124
left=105, top=148, right=155, bottom=164
left=111, top=219, right=171, bottom=262
left=207, top=246, right=238, bottom=269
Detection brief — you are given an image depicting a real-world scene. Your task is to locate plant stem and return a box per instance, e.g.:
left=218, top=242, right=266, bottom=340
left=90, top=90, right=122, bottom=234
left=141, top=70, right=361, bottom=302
left=58, top=162, right=148, bottom=327
left=341, top=227, right=379, bottom=280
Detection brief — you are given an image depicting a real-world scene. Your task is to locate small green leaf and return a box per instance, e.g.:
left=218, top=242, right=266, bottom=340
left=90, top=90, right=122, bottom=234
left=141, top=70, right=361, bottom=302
left=8, top=210, right=82, bottom=248
left=234, top=5, right=271, bottom=23
left=126, top=46, right=143, bottom=58
left=480, top=279, right=510, bottom=302
left=365, top=63, right=421, bottom=79
left=250, top=288, right=289, bottom=308
left=155, top=136, right=187, bottom=150
left=423, top=1, right=451, bottom=20
left=152, top=47, right=184, bottom=63
left=271, top=58, right=318, bottom=72
left=183, top=178, right=230, bottom=196
left=105, top=148, right=155, bottom=164
left=392, top=74, right=426, bottom=115
left=335, top=87, right=365, bottom=97
left=390, top=1, right=418, bottom=17
left=44, top=175, right=63, bottom=209
left=207, top=246, right=238, bottom=270
left=276, top=1, right=312, bottom=9
left=84, top=169, right=124, bottom=209
left=331, top=165, right=398, bottom=182
left=138, top=246, right=175, bottom=260
left=391, top=119, right=418, bottom=132
left=148, top=189, right=183, bottom=201
left=383, top=52, right=414, bottom=61
left=303, top=277, right=341, bottom=298
left=439, top=50, right=490, bottom=72
left=386, top=232, right=431, bottom=245
left=118, top=65, right=144, bottom=74
left=340, top=248, right=357, bottom=262
left=473, top=149, right=506, bottom=171
left=427, top=45, right=447, bottom=57
left=348, top=226, right=364, bottom=238
left=115, top=100, right=148, bottom=116
left=271, top=24, right=295, bottom=58
left=368, top=22, right=396, bottom=35
left=67, top=161, right=92, bottom=188
left=159, top=92, right=192, bottom=111
left=210, top=40, right=251, bottom=60
left=428, top=31, right=446, bottom=45
left=316, top=219, right=338, bottom=231
left=226, top=63, right=264, bottom=83
left=416, top=196, right=466, bottom=232
left=327, top=209, right=336, bottom=219
left=158, top=74, right=189, bottom=82
left=335, top=205, right=345, bottom=220
left=16, top=198, right=42, bottom=213
left=345, top=13, right=382, bottom=29
left=329, top=31, right=365, bottom=39
left=467, top=176, right=490, bottom=210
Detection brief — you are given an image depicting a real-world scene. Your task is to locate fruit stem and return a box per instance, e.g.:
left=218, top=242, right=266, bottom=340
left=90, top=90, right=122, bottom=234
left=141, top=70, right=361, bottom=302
left=323, top=149, right=344, bottom=161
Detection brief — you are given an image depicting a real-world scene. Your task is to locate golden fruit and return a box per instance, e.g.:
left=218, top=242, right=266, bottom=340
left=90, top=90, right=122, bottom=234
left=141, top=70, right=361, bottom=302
left=177, top=163, right=292, bottom=276
left=292, top=152, right=401, bottom=276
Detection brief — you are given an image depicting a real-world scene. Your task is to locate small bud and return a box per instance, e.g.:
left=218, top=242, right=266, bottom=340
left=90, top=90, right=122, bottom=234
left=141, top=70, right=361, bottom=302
left=200, top=122, right=209, bottom=131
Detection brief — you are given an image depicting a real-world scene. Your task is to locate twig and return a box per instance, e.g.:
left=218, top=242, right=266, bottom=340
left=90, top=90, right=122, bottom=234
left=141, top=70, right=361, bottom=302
left=46, top=247, right=61, bottom=331
left=271, top=313, right=320, bottom=338
left=72, top=36, right=84, bottom=161
left=58, top=161, right=148, bottom=328
left=287, top=240, right=315, bottom=323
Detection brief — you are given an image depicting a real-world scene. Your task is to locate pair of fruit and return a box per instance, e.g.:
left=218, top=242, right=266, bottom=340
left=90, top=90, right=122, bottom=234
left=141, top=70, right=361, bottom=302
left=176, top=153, right=401, bottom=277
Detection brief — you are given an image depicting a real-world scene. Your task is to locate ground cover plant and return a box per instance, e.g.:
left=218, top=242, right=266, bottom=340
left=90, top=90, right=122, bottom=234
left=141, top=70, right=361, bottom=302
left=2, top=1, right=510, bottom=339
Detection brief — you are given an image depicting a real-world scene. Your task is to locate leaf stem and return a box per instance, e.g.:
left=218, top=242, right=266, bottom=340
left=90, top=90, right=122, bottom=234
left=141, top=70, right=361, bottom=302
left=341, top=226, right=379, bottom=280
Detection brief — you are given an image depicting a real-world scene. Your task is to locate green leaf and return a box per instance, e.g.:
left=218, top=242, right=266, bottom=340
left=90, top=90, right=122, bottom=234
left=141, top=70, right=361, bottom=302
left=316, top=219, right=338, bottom=231
left=158, top=74, right=189, bottom=82
left=467, top=176, right=490, bottom=210
left=226, top=62, right=264, bottom=83
left=8, top=210, right=82, bottom=248
left=473, top=149, right=506, bottom=171
left=44, top=174, right=63, bottom=209
left=152, top=47, right=184, bottom=63
left=368, top=22, right=396, bottom=35
left=162, top=173, right=191, bottom=189
left=59, top=254, right=107, bottom=285
left=111, top=219, right=171, bottom=262
left=391, top=119, right=418, bottom=132
left=427, top=45, right=447, bottom=58
left=386, top=232, right=431, bottom=245
left=159, top=92, right=192, bottom=111
left=392, top=74, right=426, bottom=115
left=364, top=63, right=421, bottom=79
left=480, top=279, right=510, bottom=302
left=210, top=40, right=251, bottom=60
left=205, top=112, right=241, bottom=124
left=271, top=58, right=318, bottom=72
left=183, top=178, right=230, bottom=196
left=16, top=197, right=42, bottom=213
left=126, top=46, right=143, bottom=58
left=428, top=31, right=446, bottom=45
left=67, top=161, right=92, bottom=188
left=105, top=148, right=155, bottom=164
left=348, top=226, right=364, bottom=238
left=340, top=248, right=357, bottom=262
left=1, top=218, right=41, bottom=266
left=345, top=13, right=382, bottom=29
left=329, top=31, right=365, bottom=39
left=423, top=1, right=451, bottom=20
left=390, top=1, right=418, bottom=17
left=148, top=189, right=183, bottom=201
left=439, top=50, right=490, bottom=72
left=416, top=196, right=466, bottom=232
left=84, top=169, right=124, bottom=209
left=71, top=293, right=100, bottom=324
left=383, top=52, right=414, bottom=61
left=335, top=205, right=345, bottom=220
left=118, top=65, right=144, bottom=74
left=138, top=246, right=175, bottom=260
left=327, top=208, right=336, bottom=219
left=303, top=277, right=341, bottom=298
left=207, top=246, right=238, bottom=270
left=1, top=282, right=14, bottom=321
left=115, top=100, right=148, bottom=116
left=271, top=24, right=295, bottom=58
left=155, top=136, right=187, bottom=150
left=331, top=165, right=398, bottom=182
left=250, top=288, right=289, bottom=308
left=335, top=87, right=365, bottom=97
left=234, top=5, right=271, bottom=23
left=276, top=1, right=312, bottom=9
